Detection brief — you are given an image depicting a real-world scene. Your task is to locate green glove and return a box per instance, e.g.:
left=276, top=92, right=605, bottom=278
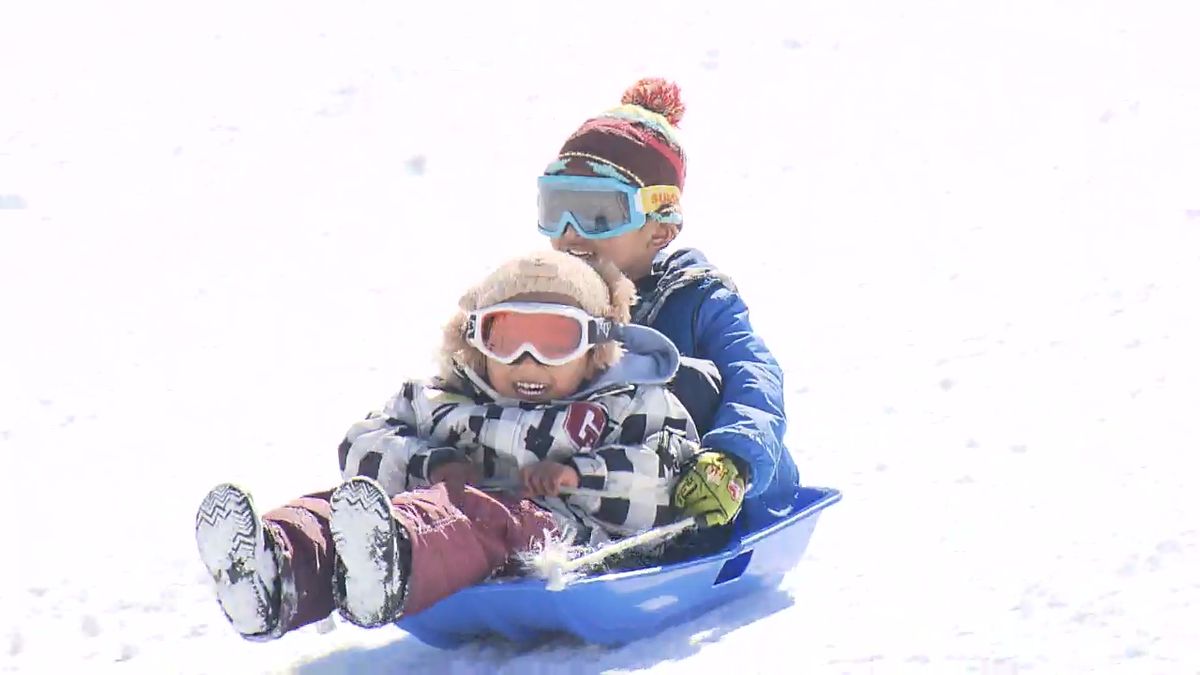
left=672, top=451, right=746, bottom=528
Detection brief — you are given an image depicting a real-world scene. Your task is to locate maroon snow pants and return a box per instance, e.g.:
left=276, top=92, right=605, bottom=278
left=261, top=483, right=558, bottom=635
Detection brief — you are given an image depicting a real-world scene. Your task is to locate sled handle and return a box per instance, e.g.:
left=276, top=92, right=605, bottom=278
left=713, top=549, right=753, bottom=585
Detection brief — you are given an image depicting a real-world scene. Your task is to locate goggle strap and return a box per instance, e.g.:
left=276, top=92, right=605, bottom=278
left=648, top=210, right=683, bottom=225
left=588, top=318, right=616, bottom=344
left=637, top=185, right=681, bottom=214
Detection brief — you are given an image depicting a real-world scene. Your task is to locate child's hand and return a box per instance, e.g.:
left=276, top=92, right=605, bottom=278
left=672, top=451, right=746, bottom=528
left=519, top=461, right=580, bottom=498
left=429, top=458, right=481, bottom=496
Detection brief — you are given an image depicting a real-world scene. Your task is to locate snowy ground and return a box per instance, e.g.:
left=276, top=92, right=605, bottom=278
left=2, top=1, right=1199, bottom=673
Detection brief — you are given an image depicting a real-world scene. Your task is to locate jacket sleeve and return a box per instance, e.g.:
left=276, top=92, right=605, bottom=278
left=567, top=385, right=701, bottom=534
left=337, top=382, right=466, bottom=495
left=692, top=284, right=787, bottom=498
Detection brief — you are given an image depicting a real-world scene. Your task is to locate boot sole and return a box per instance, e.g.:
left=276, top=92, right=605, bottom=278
left=195, top=483, right=277, bottom=635
left=330, top=477, right=405, bottom=628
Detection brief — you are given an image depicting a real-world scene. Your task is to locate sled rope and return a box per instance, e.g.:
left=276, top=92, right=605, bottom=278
left=540, top=516, right=699, bottom=591
left=479, top=480, right=699, bottom=590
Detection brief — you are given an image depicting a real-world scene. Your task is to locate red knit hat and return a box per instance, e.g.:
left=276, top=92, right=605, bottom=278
left=552, top=78, right=688, bottom=191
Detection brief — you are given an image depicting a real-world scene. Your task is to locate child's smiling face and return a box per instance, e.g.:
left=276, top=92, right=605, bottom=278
left=483, top=292, right=599, bottom=403
left=545, top=165, right=678, bottom=281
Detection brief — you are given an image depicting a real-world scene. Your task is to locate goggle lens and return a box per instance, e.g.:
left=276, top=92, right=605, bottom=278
left=481, top=311, right=585, bottom=362
left=538, top=187, right=635, bottom=236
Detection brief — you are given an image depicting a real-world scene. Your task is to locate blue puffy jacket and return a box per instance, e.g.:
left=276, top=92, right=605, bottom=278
left=632, top=248, right=801, bottom=518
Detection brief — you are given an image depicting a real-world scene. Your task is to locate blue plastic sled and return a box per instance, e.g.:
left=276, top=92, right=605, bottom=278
left=395, top=485, right=841, bottom=648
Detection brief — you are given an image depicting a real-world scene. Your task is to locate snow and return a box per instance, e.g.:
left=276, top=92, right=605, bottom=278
left=2, top=0, right=1199, bottom=672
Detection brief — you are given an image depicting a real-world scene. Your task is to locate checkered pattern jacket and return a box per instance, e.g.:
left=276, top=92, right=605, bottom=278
left=338, top=374, right=699, bottom=538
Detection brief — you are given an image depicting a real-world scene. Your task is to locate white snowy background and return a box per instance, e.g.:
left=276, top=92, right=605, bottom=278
left=2, top=1, right=1198, bottom=673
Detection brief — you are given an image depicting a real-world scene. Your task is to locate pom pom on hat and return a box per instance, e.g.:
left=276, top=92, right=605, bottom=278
left=621, top=77, right=686, bottom=126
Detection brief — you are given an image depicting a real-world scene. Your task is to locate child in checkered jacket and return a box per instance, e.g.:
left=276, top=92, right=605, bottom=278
left=194, top=250, right=736, bottom=641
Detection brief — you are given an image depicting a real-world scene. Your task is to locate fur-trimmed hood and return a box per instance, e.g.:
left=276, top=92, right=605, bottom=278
left=438, top=251, right=638, bottom=391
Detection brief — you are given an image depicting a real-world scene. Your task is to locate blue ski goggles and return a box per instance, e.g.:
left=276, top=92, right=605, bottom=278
left=537, top=175, right=681, bottom=240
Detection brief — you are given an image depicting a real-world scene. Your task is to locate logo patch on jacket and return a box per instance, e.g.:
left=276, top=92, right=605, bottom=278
left=563, top=401, right=607, bottom=450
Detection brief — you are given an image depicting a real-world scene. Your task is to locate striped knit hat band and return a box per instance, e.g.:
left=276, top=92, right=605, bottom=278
left=554, top=78, right=688, bottom=191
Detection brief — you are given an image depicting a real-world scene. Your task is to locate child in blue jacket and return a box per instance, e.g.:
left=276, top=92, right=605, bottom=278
left=537, top=77, right=801, bottom=530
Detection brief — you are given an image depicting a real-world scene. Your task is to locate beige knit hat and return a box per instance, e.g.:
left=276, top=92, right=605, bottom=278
left=439, top=250, right=636, bottom=387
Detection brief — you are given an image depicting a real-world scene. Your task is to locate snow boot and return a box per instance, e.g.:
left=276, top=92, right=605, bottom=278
left=195, top=483, right=281, bottom=637
left=329, top=477, right=412, bottom=628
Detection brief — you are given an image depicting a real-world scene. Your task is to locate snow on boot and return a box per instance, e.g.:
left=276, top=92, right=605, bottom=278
left=329, top=477, right=411, bottom=628
left=195, top=483, right=281, bottom=636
